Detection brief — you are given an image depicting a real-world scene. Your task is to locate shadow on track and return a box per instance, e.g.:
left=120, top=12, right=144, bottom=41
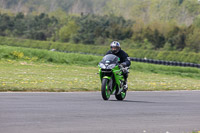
left=109, top=100, right=156, bottom=103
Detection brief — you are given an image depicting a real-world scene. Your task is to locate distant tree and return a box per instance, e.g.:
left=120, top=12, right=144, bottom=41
left=59, top=20, right=79, bottom=42
left=193, top=15, right=200, bottom=28
left=166, top=26, right=186, bottom=50
left=0, top=13, right=14, bottom=36
left=185, top=27, right=200, bottom=52
left=74, top=14, right=133, bottom=44
left=132, top=27, right=165, bottom=50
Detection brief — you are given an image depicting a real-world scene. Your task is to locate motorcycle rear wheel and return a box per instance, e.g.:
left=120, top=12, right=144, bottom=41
left=101, top=78, right=111, bottom=100
left=115, top=90, right=126, bottom=101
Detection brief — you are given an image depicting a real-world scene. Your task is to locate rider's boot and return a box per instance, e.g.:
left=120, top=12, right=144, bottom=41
left=123, top=80, right=128, bottom=92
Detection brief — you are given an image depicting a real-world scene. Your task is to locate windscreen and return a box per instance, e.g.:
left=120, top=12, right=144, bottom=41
left=101, top=54, right=119, bottom=64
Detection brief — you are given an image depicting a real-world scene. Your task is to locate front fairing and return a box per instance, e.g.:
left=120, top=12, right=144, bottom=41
left=99, top=63, right=116, bottom=70
left=100, top=54, right=119, bottom=65
left=99, top=54, right=125, bottom=93
left=98, top=54, right=119, bottom=81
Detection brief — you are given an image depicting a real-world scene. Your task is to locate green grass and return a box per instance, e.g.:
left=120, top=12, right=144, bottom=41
left=132, top=62, right=200, bottom=79
left=1, top=45, right=200, bottom=79
left=0, top=45, right=101, bottom=66
left=192, top=131, right=200, bottom=133
left=0, top=60, right=199, bottom=92
left=0, top=61, right=100, bottom=92
left=1, top=36, right=200, bottom=64
left=0, top=45, right=200, bottom=92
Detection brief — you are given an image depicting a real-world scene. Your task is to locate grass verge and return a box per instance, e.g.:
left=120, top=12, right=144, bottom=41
left=1, top=36, right=200, bottom=64
left=0, top=45, right=200, bottom=91
left=0, top=60, right=199, bottom=92
left=0, top=45, right=101, bottom=66
left=1, top=45, right=200, bottom=79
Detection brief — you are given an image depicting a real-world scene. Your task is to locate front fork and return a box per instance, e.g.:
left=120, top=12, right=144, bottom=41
left=102, top=76, right=116, bottom=95
left=99, top=72, right=116, bottom=95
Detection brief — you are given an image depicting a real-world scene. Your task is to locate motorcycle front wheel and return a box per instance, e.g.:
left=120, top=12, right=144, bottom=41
left=101, top=78, right=111, bottom=100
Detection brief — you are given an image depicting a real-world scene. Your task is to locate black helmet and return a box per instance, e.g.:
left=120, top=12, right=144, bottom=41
left=110, top=41, right=120, bottom=54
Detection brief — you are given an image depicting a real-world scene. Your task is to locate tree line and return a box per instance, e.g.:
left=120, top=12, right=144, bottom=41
left=0, top=12, right=58, bottom=40
left=0, top=12, right=200, bottom=53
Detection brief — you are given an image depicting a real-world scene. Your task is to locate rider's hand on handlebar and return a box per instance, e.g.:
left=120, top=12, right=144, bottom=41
left=121, top=62, right=126, bottom=67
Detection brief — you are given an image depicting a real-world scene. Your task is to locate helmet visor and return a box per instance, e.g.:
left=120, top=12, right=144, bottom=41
left=110, top=46, right=119, bottom=53
left=111, top=46, right=118, bottom=50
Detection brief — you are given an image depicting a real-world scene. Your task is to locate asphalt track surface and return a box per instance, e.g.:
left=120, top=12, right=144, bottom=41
left=0, top=91, right=200, bottom=133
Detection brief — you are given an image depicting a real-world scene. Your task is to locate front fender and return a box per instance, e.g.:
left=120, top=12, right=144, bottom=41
left=100, top=76, right=111, bottom=82
left=102, top=76, right=111, bottom=80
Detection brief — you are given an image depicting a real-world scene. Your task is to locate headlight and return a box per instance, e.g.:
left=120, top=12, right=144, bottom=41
left=107, top=64, right=116, bottom=69
left=99, top=63, right=106, bottom=69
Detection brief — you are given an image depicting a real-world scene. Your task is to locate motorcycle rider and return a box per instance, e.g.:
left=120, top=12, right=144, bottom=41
left=106, top=41, right=131, bottom=91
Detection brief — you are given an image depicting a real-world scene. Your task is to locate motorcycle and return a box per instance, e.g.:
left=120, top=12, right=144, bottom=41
left=98, top=54, right=128, bottom=101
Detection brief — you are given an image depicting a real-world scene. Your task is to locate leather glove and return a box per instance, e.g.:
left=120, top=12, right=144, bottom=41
left=121, top=62, right=127, bottom=67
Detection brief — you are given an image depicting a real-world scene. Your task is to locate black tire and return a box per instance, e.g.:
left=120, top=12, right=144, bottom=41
left=115, top=90, right=126, bottom=101
left=101, top=78, right=111, bottom=100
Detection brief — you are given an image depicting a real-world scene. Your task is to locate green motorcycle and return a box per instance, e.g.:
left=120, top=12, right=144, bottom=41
left=99, top=54, right=127, bottom=101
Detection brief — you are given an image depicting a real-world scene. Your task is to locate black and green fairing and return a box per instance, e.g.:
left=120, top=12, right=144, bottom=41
left=98, top=54, right=126, bottom=100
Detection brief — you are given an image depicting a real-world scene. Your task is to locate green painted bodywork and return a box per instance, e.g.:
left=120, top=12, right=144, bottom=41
left=99, top=65, right=125, bottom=95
